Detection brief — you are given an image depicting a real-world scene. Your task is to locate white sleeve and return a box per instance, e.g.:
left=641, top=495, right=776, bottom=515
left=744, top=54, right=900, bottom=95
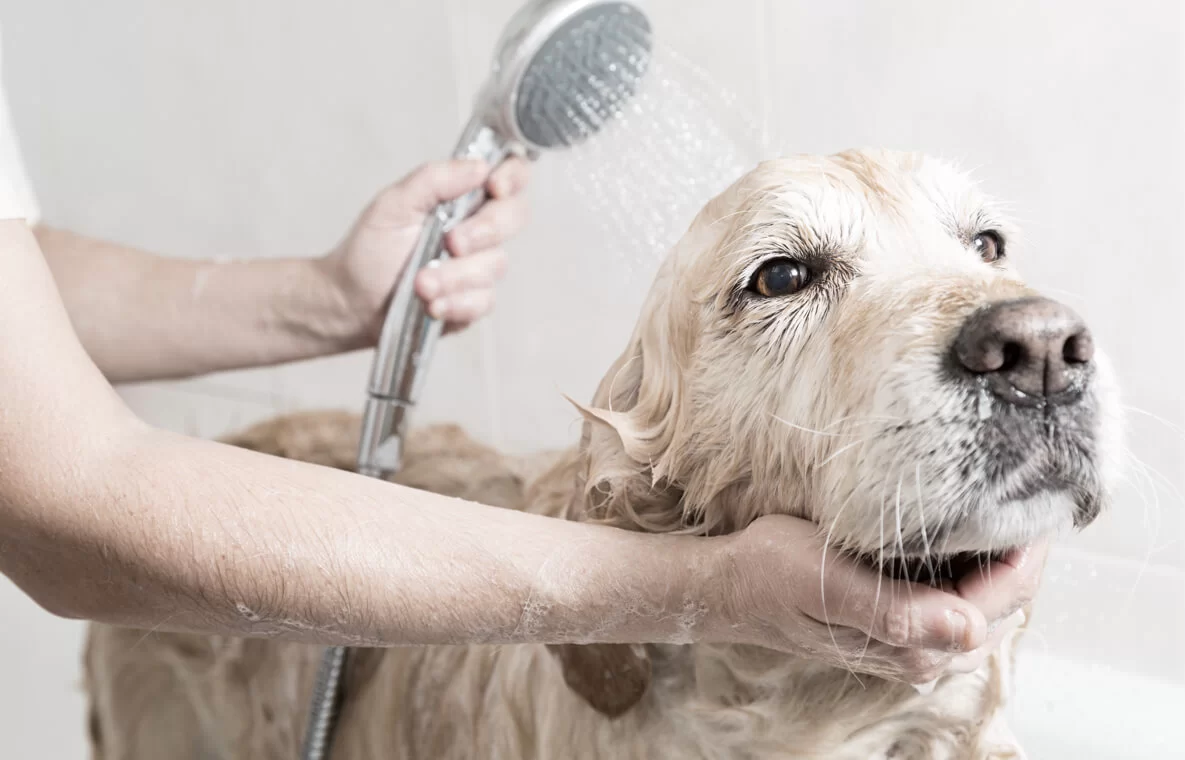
left=0, top=27, right=41, bottom=224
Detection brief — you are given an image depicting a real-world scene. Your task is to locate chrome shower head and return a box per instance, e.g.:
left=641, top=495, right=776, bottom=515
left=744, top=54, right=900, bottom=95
left=479, top=0, right=653, bottom=151
left=355, top=0, right=654, bottom=481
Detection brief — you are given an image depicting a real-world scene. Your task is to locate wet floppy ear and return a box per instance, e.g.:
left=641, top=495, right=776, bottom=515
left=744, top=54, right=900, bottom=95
left=565, top=276, right=692, bottom=532
left=547, top=643, right=652, bottom=718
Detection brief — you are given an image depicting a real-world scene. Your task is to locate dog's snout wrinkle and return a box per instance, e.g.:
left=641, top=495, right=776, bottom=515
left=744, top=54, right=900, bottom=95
left=954, top=297, right=1093, bottom=405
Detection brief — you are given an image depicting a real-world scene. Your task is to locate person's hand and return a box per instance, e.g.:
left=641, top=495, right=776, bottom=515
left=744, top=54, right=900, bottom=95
left=702, top=515, right=1041, bottom=684
left=319, top=157, right=531, bottom=344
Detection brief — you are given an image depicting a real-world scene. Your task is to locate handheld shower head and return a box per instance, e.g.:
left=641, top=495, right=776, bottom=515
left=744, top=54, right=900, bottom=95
left=356, top=0, right=653, bottom=478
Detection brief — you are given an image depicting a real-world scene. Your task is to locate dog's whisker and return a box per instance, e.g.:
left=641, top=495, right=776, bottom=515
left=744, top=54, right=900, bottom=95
left=819, top=492, right=865, bottom=686
left=820, top=414, right=907, bottom=431
left=817, top=437, right=874, bottom=469
left=1121, top=403, right=1185, bottom=440
left=770, top=414, right=850, bottom=438
left=1109, top=448, right=1184, bottom=616
left=1122, top=446, right=1183, bottom=512
left=1112, top=446, right=1169, bottom=543
left=857, top=481, right=895, bottom=671
left=892, top=471, right=910, bottom=593
left=770, top=413, right=897, bottom=439
left=913, top=464, right=937, bottom=584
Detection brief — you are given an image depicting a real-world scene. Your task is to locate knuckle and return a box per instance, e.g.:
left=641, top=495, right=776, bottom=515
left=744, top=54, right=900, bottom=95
left=879, top=607, right=913, bottom=648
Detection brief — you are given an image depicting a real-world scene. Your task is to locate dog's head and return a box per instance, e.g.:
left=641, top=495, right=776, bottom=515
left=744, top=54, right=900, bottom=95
left=554, top=149, right=1123, bottom=716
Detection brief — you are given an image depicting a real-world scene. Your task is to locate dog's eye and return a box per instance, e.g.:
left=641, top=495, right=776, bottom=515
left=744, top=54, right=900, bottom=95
left=972, top=231, right=1005, bottom=263
left=749, top=258, right=812, bottom=297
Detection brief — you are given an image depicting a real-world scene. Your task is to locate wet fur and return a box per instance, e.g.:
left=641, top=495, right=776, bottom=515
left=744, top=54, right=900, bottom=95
left=84, top=150, right=1121, bottom=759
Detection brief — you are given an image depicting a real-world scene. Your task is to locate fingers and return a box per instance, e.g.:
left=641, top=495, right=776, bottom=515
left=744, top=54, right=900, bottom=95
left=416, top=249, right=507, bottom=303
left=446, top=191, right=530, bottom=257
left=487, top=157, right=531, bottom=199
left=428, top=288, right=495, bottom=327
left=372, top=157, right=531, bottom=229
left=955, top=540, right=1049, bottom=624
left=373, top=159, right=490, bottom=220
left=802, top=548, right=987, bottom=653
left=946, top=608, right=1027, bottom=675
left=806, top=596, right=1028, bottom=685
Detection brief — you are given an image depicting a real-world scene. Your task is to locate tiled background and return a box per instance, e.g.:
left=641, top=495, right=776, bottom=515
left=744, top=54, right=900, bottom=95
left=1, top=0, right=1183, bottom=756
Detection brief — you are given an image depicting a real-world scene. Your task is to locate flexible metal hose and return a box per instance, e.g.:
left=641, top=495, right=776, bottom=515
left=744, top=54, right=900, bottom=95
left=300, top=646, right=348, bottom=760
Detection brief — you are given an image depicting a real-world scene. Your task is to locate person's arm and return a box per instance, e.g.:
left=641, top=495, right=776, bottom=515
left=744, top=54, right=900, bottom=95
left=34, top=158, right=529, bottom=384
left=1, top=218, right=1026, bottom=680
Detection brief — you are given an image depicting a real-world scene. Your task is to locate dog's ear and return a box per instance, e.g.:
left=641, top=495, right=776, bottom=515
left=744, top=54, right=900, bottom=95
left=565, top=269, right=695, bottom=533
left=546, top=643, right=652, bottom=718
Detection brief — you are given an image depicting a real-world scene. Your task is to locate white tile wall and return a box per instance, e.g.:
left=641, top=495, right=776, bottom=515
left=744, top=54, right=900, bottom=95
left=1, top=0, right=1183, bottom=756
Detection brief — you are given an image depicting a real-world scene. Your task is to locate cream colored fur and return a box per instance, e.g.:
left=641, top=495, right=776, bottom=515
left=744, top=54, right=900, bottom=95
left=84, top=150, right=1122, bottom=759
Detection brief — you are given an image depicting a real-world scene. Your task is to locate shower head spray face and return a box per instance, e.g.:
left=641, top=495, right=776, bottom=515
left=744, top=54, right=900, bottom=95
left=483, top=0, right=653, bottom=151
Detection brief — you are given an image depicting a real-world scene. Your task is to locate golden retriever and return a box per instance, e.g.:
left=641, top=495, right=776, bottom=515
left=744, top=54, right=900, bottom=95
left=84, top=149, right=1123, bottom=759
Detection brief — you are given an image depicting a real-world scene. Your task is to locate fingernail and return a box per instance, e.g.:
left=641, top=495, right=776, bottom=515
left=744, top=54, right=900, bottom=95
left=987, top=608, right=1026, bottom=635
left=945, top=610, right=970, bottom=652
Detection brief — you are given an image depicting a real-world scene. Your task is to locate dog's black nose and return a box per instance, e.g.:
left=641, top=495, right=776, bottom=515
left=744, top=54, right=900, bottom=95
left=954, top=297, right=1094, bottom=405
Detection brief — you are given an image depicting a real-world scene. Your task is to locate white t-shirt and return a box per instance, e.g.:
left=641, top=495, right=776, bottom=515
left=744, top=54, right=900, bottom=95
left=0, top=24, right=41, bottom=224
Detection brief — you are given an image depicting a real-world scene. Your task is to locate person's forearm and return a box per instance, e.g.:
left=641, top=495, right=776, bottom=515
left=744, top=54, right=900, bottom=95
left=34, top=226, right=360, bottom=383
left=2, top=420, right=707, bottom=647
left=0, top=219, right=704, bottom=646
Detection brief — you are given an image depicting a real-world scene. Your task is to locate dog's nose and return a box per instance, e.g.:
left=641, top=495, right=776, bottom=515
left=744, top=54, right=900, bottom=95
left=954, top=297, right=1094, bottom=405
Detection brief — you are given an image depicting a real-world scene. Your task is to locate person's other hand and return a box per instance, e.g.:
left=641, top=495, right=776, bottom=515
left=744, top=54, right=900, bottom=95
left=703, top=515, right=1039, bottom=684
left=320, top=157, right=531, bottom=343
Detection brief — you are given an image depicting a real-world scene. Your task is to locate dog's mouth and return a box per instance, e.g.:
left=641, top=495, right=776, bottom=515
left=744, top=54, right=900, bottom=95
left=876, top=550, right=1010, bottom=588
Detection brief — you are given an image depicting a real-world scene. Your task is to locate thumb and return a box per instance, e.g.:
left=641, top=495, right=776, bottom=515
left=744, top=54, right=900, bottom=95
left=390, top=159, right=490, bottom=215
left=806, top=549, right=988, bottom=653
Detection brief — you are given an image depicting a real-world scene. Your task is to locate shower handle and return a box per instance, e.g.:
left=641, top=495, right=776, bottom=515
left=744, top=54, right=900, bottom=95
left=357, top=119, right=514, bottom=477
